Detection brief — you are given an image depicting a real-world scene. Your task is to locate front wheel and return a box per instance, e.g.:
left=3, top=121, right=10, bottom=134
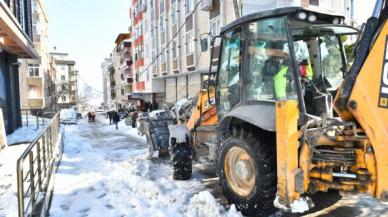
left=171, top=137, right=192, bottom=180
left=218, top=127, right=277, bottom=216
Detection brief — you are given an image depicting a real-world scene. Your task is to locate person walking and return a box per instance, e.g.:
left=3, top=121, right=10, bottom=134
left=112, top=110, right=120, bottom=130
left=107, top=110, right=113, bottom=125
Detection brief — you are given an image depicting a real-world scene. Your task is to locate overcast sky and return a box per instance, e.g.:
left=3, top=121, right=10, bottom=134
left=46, top=0, right=130, bottom=92
left=45, top=0, right=378, bottom=92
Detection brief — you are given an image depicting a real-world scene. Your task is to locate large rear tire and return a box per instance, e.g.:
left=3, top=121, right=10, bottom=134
left=171, top=137, right=192, bottom=180
left=218, top=127, right=277, bottom=216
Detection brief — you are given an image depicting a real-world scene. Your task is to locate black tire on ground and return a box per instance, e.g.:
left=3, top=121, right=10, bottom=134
left=218, top=126, right=277, bottom=216
left=171, top=137, right=192, bottom=180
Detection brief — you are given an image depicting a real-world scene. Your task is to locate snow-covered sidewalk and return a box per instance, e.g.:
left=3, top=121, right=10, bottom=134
left=49, top=115, right=241, bottom=217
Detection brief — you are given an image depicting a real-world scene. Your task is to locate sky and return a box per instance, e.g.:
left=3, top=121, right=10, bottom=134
left=45, top=0, right=130, bottom=92
left=45, top=0, right=377, bottom=93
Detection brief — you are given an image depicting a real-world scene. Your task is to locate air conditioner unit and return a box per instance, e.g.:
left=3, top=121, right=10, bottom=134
left=201, top=0, right=213, bottom=11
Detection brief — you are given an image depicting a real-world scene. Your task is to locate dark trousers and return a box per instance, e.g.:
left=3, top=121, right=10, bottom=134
left=109, top=118, right=112, bottom=125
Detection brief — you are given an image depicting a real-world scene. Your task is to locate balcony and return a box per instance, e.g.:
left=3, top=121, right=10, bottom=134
left=134, top=81, right=145, bottom=91
left=123, top=59, right=133, bottom=72
left=134, top=12, right=143, bottom=26
left=28, top=98, right=43, bottom=109
left=0, top=0, right=38, bottom=58
left=134, top=35, right=143, bottom=47
left=135, top=58, right=144, bottom=68
left=27, top=77, right=43, bottom=86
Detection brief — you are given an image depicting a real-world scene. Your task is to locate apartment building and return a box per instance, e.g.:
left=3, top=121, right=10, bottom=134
left=101, top=58, right=112, bottom=110
left=241, top=0, right=350, bottom=19
left=129, top=0, right=350, bottom=105
left=19, top=0, right=56, bottom=111
left=0, top=0, right=38, bottom=134
left=50, top=50, right=77, bottom=109
left=130, top=0, right=166, bottom=107
left=110, top=33, right=132, bottom=110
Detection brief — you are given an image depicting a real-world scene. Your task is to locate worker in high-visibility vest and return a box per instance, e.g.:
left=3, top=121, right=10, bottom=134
left=274, top=64, right=289, bottom=100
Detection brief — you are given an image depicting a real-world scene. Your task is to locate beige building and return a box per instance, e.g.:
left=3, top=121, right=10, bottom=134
left=110, top=33, right=132, bottom=110
left=50, top=50, right=77, bottom=109
left=19, top=0, right=55, bottom=110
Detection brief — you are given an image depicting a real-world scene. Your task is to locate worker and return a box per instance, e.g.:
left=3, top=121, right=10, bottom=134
left=299, top=59, right=313, bottom=80
left=273, top=60, right=289, bottom=100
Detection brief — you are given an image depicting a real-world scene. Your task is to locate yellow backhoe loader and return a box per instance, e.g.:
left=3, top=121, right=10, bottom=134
left=172, top=1, right=388, bottom=216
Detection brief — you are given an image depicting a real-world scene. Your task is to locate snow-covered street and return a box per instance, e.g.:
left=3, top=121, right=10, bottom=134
left=49, top=115, right=241, bottom=217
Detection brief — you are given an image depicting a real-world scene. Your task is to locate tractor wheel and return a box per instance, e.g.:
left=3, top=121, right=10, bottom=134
left=218, top=127, right=277, bottom=216
left=171, top=138, right=192, bottom=180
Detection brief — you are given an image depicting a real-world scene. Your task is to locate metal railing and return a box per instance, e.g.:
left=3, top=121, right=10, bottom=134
left=16, top=112, right=63, bottom=217
left=21, top=109, right=57, bottom=129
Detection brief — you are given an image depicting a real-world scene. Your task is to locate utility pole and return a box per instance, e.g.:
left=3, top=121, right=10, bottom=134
left=75, top=70, right=79, bottom=110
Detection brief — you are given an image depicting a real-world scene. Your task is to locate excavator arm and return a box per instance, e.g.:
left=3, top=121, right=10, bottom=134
left=333, top=0, right=388, bottom=200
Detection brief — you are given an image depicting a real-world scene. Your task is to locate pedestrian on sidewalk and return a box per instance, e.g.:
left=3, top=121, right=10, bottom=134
left=112, top=110, right=120, bottom=130
left=107, top=110, right=113, bottom=125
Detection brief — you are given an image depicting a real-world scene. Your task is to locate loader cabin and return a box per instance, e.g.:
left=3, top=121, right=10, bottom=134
left=215, top=7, right=358, bottom=127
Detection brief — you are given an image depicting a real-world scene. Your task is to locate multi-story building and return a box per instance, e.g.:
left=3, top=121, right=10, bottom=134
left=130, top=0, right=166, bottom=107
left=101, top=58, right=113, bottom=110
left=108, top=62, right=116, bottom=108
left=19, top=0, right=55, bottom=111
left=241, top=0, right=350, bottom=18
left=129, top=0, right=350, bottom=105
left=110, top=33, right=133, bottom=110
left=0, top=0, right=38, bottom=134
left=50, top=50, right=77, bottom=109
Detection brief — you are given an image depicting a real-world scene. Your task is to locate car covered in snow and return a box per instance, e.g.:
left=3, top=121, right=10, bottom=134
left=60, top=108, right=78, bottom=124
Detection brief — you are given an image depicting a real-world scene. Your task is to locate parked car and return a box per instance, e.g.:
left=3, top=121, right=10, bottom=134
left=60, top=108, right=77, bottom=124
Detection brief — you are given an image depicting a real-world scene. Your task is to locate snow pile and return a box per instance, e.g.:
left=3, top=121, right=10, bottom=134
left=0, top=145, right=28, bottom=216
left=6, top=125, right=44, bottom=145
left=187, top=191, right=242, bottom=217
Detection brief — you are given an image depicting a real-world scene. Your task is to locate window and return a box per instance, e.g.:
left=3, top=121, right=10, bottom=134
left=217, top=29, right=242, bottom=118
left=246, top=18, right=296, bottom=101
left=160, top=44, right=166, bottom=63
left=210, top=16, right=221, bottom=45
left=172, top=39, right=178, bottom=58
left=186, top=31, right=194, bottom=54
left=320, top=36, right=344, bottom=90
left=121, top=89, right=125, bottom=96
left=160, top=0, right=165, bottom=14
left=61, top=75, right=66, bottom=81
left=28, top=64, right=40, bottom=77
left=160, top=14, right=165, bottom=31
left=171, top=4, right=177, bottom=24
left=185, top=0, right=195, bottom=15
left=62, top=96, right=66, bottom=102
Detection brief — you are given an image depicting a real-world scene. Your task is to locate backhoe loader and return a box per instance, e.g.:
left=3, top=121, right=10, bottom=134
left=168, top=1, right=388, bottom=216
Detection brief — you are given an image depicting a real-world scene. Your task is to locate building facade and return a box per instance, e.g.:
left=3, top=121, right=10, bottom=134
left=128, top=0, right=350, bottom=105
left=50, top=50, right=77, bottom=109
left=0, top=0, right=38, bottom=134
left=110, top=33, right=132, bottom=110
left=19, top=0, right=56, bottom=111
left=101, top=58, right=112, bottom=110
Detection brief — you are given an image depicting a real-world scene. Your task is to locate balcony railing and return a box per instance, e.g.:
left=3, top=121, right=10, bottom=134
left=134, top=81, right=145, bottom=91
left=2, top=0, right=33, bottom=40
left=28, top=98, right=44, bottom=109
left=27, top=77, right=43, bottom=86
